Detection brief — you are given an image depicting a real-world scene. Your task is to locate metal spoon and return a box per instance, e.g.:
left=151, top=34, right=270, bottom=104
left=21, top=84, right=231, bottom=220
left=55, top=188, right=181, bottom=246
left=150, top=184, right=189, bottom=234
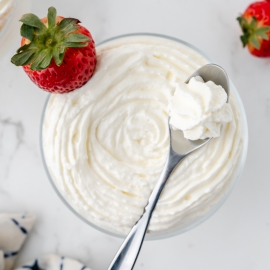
left=108, top=63, right=230, bottom=270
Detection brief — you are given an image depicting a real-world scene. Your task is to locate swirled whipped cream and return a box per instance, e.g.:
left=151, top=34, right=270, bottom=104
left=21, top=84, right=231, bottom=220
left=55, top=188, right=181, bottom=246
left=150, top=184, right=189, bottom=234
left=169, top=76, right=233, bottom=140
left=43, top=35, right=244, bottom=236
left=0, top=0, right=15, bottom=32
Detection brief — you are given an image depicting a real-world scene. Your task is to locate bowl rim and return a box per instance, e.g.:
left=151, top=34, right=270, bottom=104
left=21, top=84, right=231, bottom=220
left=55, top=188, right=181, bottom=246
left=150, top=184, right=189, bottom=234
left=40, top=32, right=248, bottom=241
left=0, top=0, right=17, bottom=39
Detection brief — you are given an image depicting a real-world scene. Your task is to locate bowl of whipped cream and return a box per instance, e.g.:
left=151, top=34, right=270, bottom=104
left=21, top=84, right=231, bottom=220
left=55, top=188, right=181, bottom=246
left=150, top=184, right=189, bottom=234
left=40, top=33, right=248, bottom=240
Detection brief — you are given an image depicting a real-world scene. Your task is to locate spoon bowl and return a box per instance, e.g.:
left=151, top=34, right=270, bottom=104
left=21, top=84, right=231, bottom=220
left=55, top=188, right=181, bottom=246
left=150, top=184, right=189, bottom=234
left=185, top=63, right=230, bottom=99
left=170, top=63, right=230, bottom=155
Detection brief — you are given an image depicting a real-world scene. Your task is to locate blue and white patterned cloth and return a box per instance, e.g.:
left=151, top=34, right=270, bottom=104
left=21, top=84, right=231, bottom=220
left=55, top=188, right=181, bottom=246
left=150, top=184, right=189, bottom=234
left=0, top=214, right=92, bottom=270
left=15, top=254, right=91, bottom=270
left=0, top=213, right=35, bottom=270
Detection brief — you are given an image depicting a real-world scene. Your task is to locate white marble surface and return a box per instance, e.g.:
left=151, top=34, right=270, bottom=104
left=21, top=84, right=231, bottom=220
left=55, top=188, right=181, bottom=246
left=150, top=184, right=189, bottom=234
left=0, top=0, right=270, bottom=269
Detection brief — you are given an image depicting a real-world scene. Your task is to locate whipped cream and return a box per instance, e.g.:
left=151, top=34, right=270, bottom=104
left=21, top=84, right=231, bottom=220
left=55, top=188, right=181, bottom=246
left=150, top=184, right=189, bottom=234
left=0, top=0, right=15, bottom=32
left=169, top=76, right=233, bottom=140
left=43, top=35, right=244, bottom=236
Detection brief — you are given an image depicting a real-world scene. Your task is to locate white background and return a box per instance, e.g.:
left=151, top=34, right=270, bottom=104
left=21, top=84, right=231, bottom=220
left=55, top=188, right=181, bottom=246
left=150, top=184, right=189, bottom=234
left=0, top=0, right=270, bottom=269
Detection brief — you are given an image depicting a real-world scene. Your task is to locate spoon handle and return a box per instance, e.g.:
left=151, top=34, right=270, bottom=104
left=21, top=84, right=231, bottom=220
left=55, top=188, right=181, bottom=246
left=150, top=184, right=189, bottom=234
left=108, top=151, right=182, bottom=270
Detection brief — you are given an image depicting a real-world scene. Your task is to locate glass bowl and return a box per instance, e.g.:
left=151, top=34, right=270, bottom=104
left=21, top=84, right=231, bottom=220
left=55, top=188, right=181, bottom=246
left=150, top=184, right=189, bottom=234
left=0, top=0, right=33, bottom=59
left=40, top=33, right=248, bottom=240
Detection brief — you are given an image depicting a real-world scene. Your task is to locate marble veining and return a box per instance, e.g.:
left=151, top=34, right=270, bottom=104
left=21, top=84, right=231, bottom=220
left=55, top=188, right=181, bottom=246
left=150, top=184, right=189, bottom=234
left=0, top=117, right=24, bottom=180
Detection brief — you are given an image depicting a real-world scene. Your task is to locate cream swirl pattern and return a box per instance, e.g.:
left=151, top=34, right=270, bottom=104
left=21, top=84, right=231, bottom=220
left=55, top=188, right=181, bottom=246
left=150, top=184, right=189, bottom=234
left=42, top=35, right=244, bottom=236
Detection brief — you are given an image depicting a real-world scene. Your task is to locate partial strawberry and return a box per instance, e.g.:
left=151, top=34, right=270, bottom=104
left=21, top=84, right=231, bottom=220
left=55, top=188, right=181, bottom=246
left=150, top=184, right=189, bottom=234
left=237, top=0, right=270, bottom=57
left=11, top=7, right=96, bottom=93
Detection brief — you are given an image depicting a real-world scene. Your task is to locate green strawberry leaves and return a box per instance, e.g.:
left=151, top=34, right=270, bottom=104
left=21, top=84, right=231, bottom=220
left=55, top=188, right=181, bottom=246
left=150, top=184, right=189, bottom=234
left=20, top=13, right=47, bottom=31
left=65, top=33, right=90, bottom=43
left=57, top=18, right=81, bottom=35
left=237, top=15, right=270, bottom=50
left=48, top=6, right=56, bottom=29
left=11, top=49, right=35, bottom=65
left=20, top=24, right=34, bottom=41
left=11, top=7, right=91, bottom=70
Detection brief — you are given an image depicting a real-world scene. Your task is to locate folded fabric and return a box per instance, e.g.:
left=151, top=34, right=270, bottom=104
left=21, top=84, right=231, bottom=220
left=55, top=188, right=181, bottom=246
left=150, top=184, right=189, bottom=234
left=0, top=213, right=92, bottom=270
left=15, top=254, right=92, bottom=270
left=0, top=250, right=4, bottom=270
left=0, top=213, right=35, bottom=270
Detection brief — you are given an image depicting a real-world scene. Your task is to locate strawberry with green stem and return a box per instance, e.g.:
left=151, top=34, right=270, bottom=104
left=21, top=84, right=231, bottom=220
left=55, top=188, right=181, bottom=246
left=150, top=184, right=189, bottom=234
left=11, top=7, right=96, bottom=93
left=237, top=0, right=270, bottom=57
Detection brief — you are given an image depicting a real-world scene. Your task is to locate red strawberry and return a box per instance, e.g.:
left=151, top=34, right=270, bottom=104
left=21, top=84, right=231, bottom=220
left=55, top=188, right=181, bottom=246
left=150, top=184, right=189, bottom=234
left=237, top=0, right=270, bottom=57
left=11, top=7, right=96, bottom=93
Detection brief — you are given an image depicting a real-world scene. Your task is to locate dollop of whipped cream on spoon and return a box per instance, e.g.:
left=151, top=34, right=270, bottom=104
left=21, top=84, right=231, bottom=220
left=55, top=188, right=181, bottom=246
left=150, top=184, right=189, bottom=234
left=169, top=76, right=233, bottom=140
